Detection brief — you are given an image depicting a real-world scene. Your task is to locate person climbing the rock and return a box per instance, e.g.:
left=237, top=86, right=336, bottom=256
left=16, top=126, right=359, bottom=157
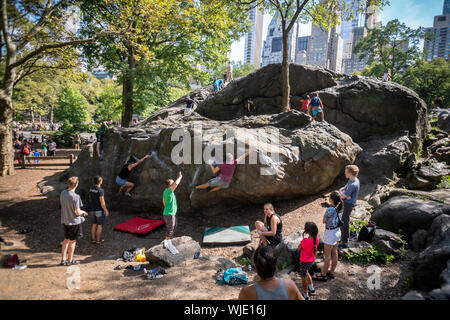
left=383, top=68, right=391, bottom=82
left=184, top=96, right=197, bottom=116
left=96, top=120, right=112, bottom=160
left=338, top=165, right=360, bottom=249
left=299, top=222, right=319, bottom=299
left=255, top=203, right=283, bottom=247
left=307, top=93, right=324, bottom=121
left=245, top=98, right=254, bottom=114
left=115, top=155, right=150, bottom=196
left=238, top=246, right=304, bottom=300
left=301, top=95, right=311, bottom=113
left=227, top=60, right=233, bottom=82
left=212, top=76, right=223, bottom=95
left=195, top=150, right=250, bottom=193
left=89, top=176, right=109, bottom=245
left=60, top=177, right=88, bottom=266
left=162, top=171, right=183, bottom=253
left=313, top=191, right=343, bottom=282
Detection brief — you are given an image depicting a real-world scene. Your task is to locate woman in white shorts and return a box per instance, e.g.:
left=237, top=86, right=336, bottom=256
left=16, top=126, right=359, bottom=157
left=314, top=191, right=343, bottom=282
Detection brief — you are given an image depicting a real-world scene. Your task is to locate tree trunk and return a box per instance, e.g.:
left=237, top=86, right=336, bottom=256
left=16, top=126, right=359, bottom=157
left=0, top=94, right=15, bottom=176
left=50, top=105, right=54, bottom=123
left=121, top=48, right=136, bottom=128
left=281, top=20, right=290, bottom=112
left=31, top=105, right=34, bottom=123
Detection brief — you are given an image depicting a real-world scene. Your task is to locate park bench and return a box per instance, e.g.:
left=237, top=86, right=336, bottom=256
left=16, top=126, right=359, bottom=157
left=14, top=154, right=76, bottom=168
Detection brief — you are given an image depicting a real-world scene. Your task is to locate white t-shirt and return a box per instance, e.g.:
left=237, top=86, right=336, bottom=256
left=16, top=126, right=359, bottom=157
left=49, top=142, right=56, bottom=151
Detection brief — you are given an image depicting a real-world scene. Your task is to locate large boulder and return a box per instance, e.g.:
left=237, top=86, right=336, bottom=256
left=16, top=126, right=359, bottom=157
left=371, top=196, right=450, bottom=238
left=426, top=214, right=450, bottom=247
left=68, top=110, right=361, bottom=215
left=372, top=229, right=404, bottom=259
left=198, top=64, right=428, bottom=148
left=406, top=161, right=450, bottom=190
left=145, top=236, right=201, bottom=267
left=413, top=242, right=450, bottom=291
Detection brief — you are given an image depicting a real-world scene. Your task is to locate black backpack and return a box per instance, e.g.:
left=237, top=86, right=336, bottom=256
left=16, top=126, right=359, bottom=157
left=358, top=222, right=376, bottom=242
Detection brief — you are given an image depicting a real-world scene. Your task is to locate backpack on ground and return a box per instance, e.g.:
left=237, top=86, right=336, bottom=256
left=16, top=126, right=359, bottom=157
left=358, top=222, right=376, bottom=242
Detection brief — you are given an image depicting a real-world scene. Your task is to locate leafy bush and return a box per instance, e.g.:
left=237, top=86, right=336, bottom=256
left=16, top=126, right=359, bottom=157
left=350, top=220, right=368, bottom=233
left=344, top=246, right=396, bottom=265
left=436, top=175, right=450, bottom=189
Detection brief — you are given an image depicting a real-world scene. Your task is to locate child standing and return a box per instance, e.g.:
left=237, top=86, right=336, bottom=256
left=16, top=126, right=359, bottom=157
left=314, top=191, right=343, bottom=282
left=33, top=150, right=40, bottom=167
left=298, top=222, right=319, bottom=300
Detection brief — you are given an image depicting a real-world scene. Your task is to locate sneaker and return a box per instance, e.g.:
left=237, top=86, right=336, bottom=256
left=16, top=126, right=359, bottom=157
left=302, top=292, right=309, bottom=300
left=338, top=243, right=349, bottom=249
left=326, top=272, right=335, bottom=279
left=67, top=260, right=80, bottom=266
left=96, top=240, right=105, bottom=245
left=308, top=286, right=316, bottom=295
left=165, top=240, right=179, bottom=255
left=124, top=192, right=131, bottom=197
left=59, top=260, right=68, bottom=266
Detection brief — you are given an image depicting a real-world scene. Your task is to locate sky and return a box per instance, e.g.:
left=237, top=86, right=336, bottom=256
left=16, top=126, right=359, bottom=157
left=230, top=0, right=445, bottom=63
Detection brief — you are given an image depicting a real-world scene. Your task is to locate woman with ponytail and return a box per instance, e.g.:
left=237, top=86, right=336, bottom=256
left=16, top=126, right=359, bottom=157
left=298, top=222, right=319, bottom=300
left=313, top=191, right=343, bottom=282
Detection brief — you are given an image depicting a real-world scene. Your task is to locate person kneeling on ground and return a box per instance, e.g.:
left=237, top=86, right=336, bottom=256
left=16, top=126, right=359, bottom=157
left=115, top=155, right=150, bottom=196
left=313, top=191, right=343, bottom=282
left=195, top=150, right=250, bottom=193
left=89, top=176, right=109, bottom=245
left=238, top=246, right=304, bottom=300
left=255, top=203, right=283, bottom=247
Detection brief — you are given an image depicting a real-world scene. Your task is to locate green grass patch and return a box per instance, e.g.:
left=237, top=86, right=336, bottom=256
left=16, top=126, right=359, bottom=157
left=430, top=116, right=438, bottom=123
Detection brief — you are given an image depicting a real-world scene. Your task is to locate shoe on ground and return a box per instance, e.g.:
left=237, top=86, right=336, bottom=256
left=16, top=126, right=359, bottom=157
left=124, top=192, right=131, bottom=197
left=302, top=292, right=309, bottom=300
left=326, top=272, right=335, bottom=279
left=67, top=260, right=80, bottom=266
left=59, top=260, right=68, bottom=266
left=308, top=287, right=316, bottom=295
left=96, top=240, right=105, bottom=245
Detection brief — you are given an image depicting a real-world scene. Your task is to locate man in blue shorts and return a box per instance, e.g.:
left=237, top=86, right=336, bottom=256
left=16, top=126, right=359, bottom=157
left=307, top=93, right=324, bottom=122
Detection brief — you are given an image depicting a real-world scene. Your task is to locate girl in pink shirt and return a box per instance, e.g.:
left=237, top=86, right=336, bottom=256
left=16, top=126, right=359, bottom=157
left=298, top=222, right=319, bottom=300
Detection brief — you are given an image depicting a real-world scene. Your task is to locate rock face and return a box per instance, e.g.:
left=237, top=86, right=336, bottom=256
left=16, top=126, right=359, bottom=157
left=406, top=160, right=450, bottom=190
left=197, top=64, right=428, bottom=147
left=62, top=64, right=428, bottom=216
left=371, top=196, right=450, bottom=238
left=145, top=236, right=201, bottom=267
left=372, top=229, right=404, bottom=259
left=68, top=110, right=361, bottom=215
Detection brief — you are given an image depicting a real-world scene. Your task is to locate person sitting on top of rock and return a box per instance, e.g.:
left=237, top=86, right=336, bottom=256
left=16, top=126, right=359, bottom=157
left=245, top=98, right=254, bottom=114
left=307, top=93, right=324, bottom=122
left=255, top=203, right=283, bottom=247
left=184, top=96, right=197, bottom=116
left=115, top=154, right=150, bottom=196
left=195, top=151, right=250, bottom=193
left=212, top=76, right=223, bottom=95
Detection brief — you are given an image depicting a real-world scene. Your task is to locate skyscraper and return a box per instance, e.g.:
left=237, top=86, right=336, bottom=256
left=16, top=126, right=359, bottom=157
left=306, top=24, right=343, bottom=73
left=261, top=15, right=298, bottom=67
left=244, top=5, right=264, bottom=68
left=444, top=0, right=450, bottom=14
left=423, top=9, right=450, bottom=61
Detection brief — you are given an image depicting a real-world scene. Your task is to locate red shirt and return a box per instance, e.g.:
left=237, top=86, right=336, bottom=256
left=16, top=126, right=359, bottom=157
left=301, top=99, right=310, bottom=111
left=300, top=236, right=319, bottom=262
left=218, top=160, right=238, bottom=183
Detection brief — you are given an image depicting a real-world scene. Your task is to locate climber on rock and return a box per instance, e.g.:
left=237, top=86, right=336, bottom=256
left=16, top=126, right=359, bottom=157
left=195, top=150, right=250, bottom=193
left=115, top=155, right=150, bottom=196
left=307, top=93, right=325, bottom=122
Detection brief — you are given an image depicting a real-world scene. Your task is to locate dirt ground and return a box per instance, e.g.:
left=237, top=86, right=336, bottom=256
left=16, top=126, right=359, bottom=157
left=0, top=148, right=414, bottom=300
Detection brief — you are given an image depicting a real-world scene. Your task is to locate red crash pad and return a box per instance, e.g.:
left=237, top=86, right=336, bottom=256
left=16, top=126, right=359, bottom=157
left=114, top=217, right=166, bottom=235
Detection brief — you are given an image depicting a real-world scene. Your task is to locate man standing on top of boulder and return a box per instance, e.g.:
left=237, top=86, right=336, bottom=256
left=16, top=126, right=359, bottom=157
left=338, top=165, right=360, bottom=249
left=195, top=150, right=250, bottom=193
left=307, top=93, right=324, bottom=122
left=162, top=171, right=183, bottom=254
left=96, top=119, right=112, bottom=160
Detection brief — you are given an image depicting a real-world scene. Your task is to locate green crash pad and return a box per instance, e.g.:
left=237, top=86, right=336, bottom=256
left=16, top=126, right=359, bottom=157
left=202, top=225, right=252, bottom=246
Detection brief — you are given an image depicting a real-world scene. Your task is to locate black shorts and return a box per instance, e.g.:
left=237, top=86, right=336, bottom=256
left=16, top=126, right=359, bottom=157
left=63, top=224, right=81, bottom=241
left=266, top=235, right=282, bottom=246
left=91, top=211, right=106, bottom=225
left=96, top=133, right=104, bottom=143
